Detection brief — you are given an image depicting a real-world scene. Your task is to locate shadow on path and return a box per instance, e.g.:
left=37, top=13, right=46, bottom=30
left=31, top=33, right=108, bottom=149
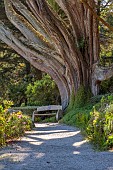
left=0, top=123, right=113, bottom=170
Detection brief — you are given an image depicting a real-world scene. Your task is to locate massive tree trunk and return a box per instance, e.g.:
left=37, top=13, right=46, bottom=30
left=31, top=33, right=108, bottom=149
left=0, top=0, right=113, bottom=109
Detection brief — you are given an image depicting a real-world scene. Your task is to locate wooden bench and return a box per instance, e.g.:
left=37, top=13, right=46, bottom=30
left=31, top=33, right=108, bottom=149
left=32, top=105, right=62, bottom=122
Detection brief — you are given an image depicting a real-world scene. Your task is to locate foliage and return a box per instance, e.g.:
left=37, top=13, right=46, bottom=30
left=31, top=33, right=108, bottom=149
left=0, top=0, right=113, bottom=108
left=42, top=116, right=57, bottom=123
left=0, top=43, right=27, bottom=100
left=0, top=42, right=60, bottom=107
left=47, top=0, right=68, bottom=23
left=100, top=1, right=113, bottom=61
left=67, top=89, right=75, bottom=111
left=8, top=81, right=28, bottom=106
left=74, top=85, right=86, bottom=107
left=2, top=100, right=13, bottom=109
left=26, top=74, right=60, bottom=106
left=60, top=94, right=113, bottom=150
left=87, top=109, right=113, bottom=150
left=0, top=43, right=43, bottom=106
left=67, top=85, right=92, bottom=111
left=100, top=77, right=113, bottom=94
left=87, top=95, right=113, bottom=150
left=0, top=101, right=33, bottom=147
left=0, top=0, right=113, bottom=150
left=60, top=105, right=92, bottom=129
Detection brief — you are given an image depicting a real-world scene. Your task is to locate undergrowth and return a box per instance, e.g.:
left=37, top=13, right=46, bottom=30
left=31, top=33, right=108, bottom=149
left=42, top=116, right=57, bottom=123
left=60, top=86, right=113, bottom=151
left=0, top=100, right=33, bottom=147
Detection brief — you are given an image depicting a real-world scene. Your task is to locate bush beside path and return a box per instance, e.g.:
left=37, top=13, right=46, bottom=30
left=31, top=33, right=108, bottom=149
left=0, top=123, right=113, bottom=170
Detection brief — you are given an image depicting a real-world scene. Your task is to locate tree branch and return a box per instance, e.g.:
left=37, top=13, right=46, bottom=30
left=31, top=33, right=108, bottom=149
left=81, top=0, right=113, bottom=32
left=0, top=21, right=70, bottom=108
left=4, top=0, right=53, bottom=48
left=10, top=0, right=51, bottom=43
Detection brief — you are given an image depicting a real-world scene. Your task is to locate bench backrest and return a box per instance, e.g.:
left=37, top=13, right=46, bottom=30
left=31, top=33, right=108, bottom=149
left=37, top=105, right=62, bottom=112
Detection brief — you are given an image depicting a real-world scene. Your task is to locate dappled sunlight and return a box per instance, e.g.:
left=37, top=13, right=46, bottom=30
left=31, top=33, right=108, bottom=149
left=29, top=141, right=43, bottom=145
left=0, top=164, right=5, bottom=170
left=73, top=140, right=88, bottom=148
left=109, top=150, right=113, bottom=153
left=73, top=151, right=80, bottom=155
left=34, top=153, right=45, bottom=158
left=21, top=136, right=44, bottom=145
left=0, top=153, right=29, bottom=162
left=27, top=130, right=71, bottom=134
left=35, top=123, right=59, bottom=128
left=0, top=153, right=11, bottom=160
left=21, top=136, right=39, bottom=142
left=28, top=131, right=80, bottom=140
left=37, top=130, right=70, bottom=133
left=1, top=123, right=113, bottom=170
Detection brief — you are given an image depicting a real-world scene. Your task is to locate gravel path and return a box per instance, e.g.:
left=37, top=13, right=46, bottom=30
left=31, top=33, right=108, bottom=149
left=0, top=123, right=113, bottom=170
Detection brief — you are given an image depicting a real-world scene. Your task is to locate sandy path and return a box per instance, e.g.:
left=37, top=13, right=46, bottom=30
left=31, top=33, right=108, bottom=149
left=0, top=123, right=113, bottom=170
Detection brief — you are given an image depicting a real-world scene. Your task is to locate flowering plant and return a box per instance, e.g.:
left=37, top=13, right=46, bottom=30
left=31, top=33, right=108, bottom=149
left=0, top=101, right=33, bottom=147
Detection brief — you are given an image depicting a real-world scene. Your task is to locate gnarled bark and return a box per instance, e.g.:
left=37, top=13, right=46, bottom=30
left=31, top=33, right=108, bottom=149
left=0, top=0, right=113, bottom=109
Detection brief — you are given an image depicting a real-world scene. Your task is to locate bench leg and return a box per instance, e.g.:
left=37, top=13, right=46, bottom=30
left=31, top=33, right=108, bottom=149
left=32, top=111, right=35, bottom=122
left=56, top=110, right=62, bottom=121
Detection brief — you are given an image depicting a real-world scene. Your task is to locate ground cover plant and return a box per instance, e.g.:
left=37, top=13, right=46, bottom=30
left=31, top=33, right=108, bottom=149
left=87, top=95, right=113, bottom=150
left=0, top=100, right=33, bottom=147
left=60, top=88, right=113, bottom=150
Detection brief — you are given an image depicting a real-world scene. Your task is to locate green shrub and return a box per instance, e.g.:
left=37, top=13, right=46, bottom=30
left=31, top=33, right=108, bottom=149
left=87, top=95, right=113, bottom=150
left=90, top=95, right=103, bottom=104
left=26, top=74, right=60, bottom=106
left=74, top=85, right=87, bottom=108
left=0, top=101, right=33, bottom=147
left=61, top=93, right=113, bottom=150
left=0, top=116, right=6, bottom=146
left=42, top=116, right=57, bottom=123
left=87, top=109, right=113, bottom=150
left=100, top=77, right=113, bottom=94
left=74, top=85, right=92, bottom=108
left=61, top=106, right=91, bottom=130
left=67, top=89, right=75, bottom=111
left=2, top=100, right=14, bottom=109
